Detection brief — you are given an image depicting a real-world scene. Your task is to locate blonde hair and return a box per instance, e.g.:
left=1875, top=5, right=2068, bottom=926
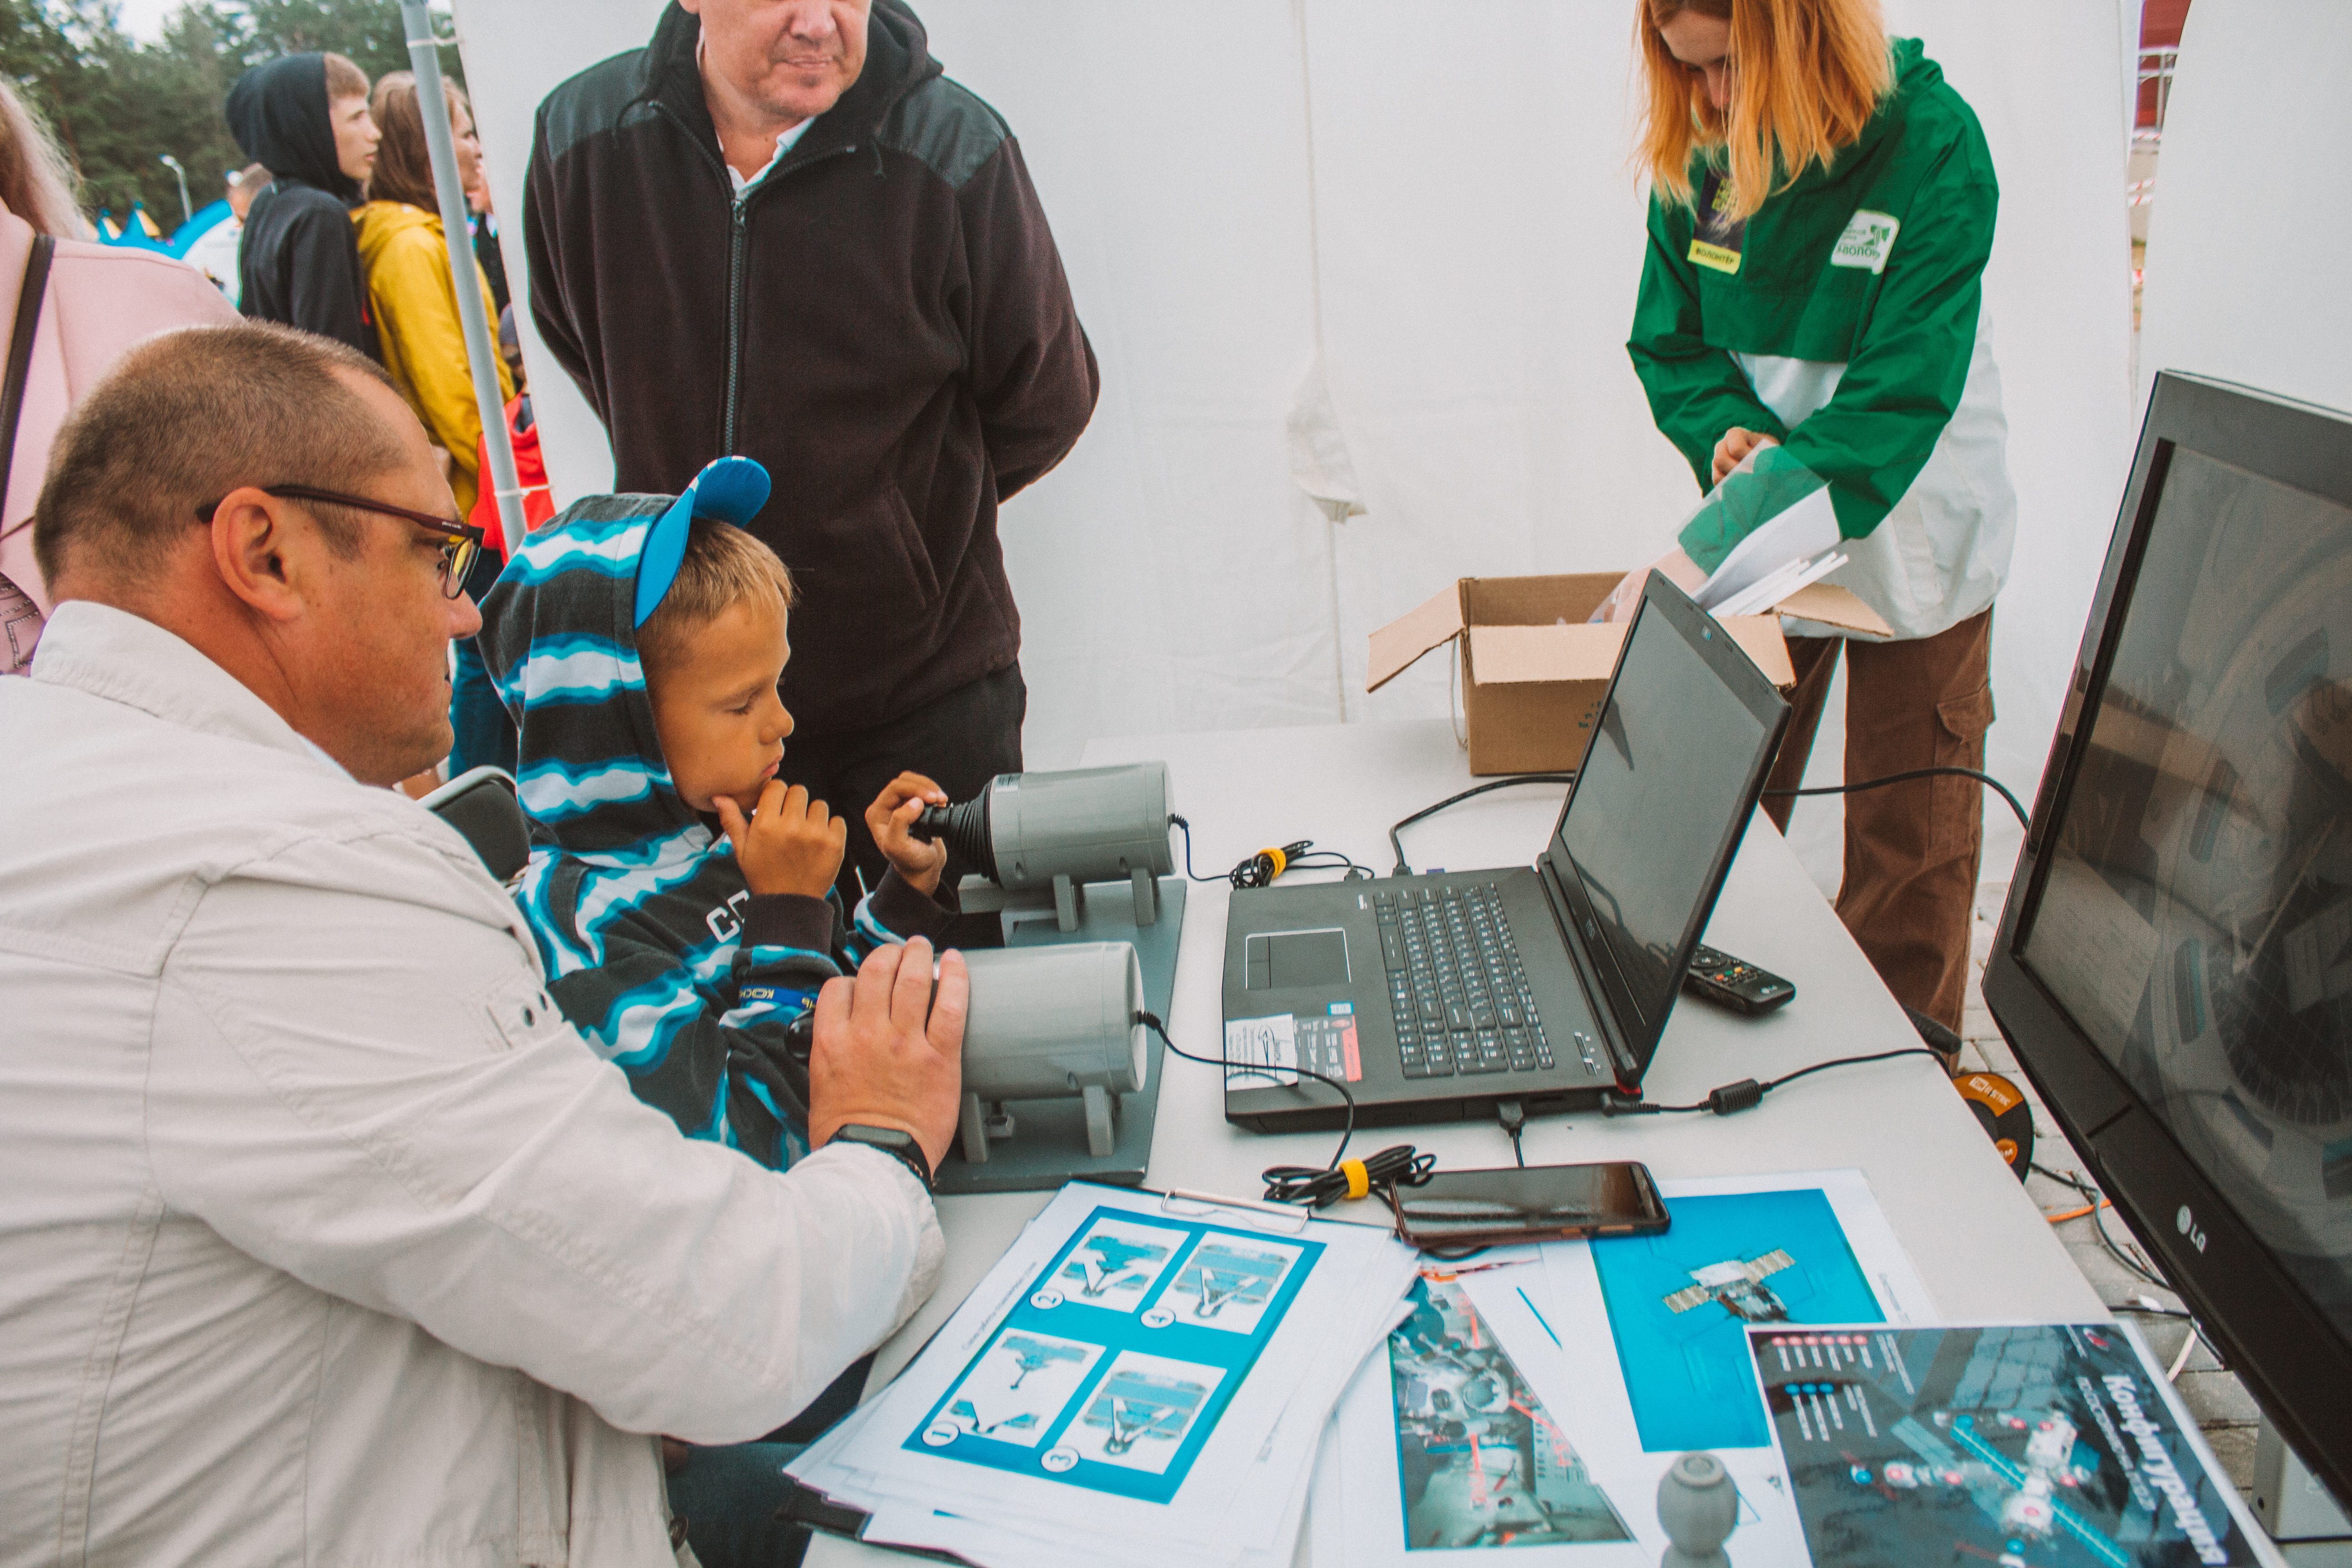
left=323, top=52, right=369, bottom=104
left=367, top=72, right=467, bottom=211
left=0, top=79, right=86, bottom=238
left=638, top=518, right=797, bottom=673
left=1635, top=0, right=1891, bottom=221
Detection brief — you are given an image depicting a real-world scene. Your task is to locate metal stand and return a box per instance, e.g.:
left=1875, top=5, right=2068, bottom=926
left=932, top=875, right=1186, bottom=1195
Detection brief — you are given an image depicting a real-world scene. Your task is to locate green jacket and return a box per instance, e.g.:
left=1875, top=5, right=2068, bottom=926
left=1629, top=39, right=2014, bottom=639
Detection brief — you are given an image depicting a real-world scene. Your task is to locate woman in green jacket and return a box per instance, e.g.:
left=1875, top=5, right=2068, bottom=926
left=1622, top=0, right=2014, bottom=1035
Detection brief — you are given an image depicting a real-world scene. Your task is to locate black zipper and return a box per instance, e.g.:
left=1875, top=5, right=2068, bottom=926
left=652, top=100, right=857, bottom=458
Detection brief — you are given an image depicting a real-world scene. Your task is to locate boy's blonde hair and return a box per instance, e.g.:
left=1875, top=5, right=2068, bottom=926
left=638, top=518, right=796, bottom=673
left=1634, top=0, right=1891, bottom=223
left=323, top=53, right=369, bottom=103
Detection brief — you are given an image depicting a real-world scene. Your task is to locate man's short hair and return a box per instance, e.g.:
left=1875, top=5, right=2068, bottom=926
left=639, top=519, right=797, bottom=674
left=323, top=52, right=368, bottom=103
left=33, top=323, right=407, bottom=594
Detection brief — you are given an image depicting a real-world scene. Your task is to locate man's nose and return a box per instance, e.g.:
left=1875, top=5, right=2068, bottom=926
left=451, top=591, right=484, bottom=641
left=784, top=1, right=837, bottom=39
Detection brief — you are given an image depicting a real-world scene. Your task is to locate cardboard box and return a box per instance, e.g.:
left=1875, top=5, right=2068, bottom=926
left=1366, top=573, right=1892, bottom=775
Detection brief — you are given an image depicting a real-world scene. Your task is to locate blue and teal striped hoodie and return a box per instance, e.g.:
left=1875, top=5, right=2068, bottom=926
left=477, top=483, right=956, bottom=1171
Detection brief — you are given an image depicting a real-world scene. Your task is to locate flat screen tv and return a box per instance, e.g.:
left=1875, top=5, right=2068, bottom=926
left=1985, top=370, right=2352, bottom=1508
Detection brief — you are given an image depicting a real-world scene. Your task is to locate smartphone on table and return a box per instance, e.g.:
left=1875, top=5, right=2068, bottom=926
left=1389, top=1161, right=1669, bottom=1250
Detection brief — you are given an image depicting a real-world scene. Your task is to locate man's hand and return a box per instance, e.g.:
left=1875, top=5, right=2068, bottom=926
left=715, top=781, right=847, bottom=898
left=867, top=771, right=951, bottom=897
left=809, top=938, right=966, bottom=1175
left=1711, top=426, right=1779, bottom=486
left=1595, top=547, right=1707, bottom=625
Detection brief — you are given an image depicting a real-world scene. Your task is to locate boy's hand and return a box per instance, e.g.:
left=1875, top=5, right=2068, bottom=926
left=716, top=781, right=846, bottom=898
left=810, top=938, right=966, bottom=1174
left=1711, top=426, right=1779, bottom=486
left=868, top=771, right=951, bottom=897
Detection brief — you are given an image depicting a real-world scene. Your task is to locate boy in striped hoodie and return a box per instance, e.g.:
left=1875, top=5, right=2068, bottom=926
left=478, top=457, right=960, bottom=1171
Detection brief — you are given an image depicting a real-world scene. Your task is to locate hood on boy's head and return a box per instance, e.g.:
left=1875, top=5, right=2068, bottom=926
left=226, top=54, right=358, bottom=202
left=476, top=458, right=773, bottom=862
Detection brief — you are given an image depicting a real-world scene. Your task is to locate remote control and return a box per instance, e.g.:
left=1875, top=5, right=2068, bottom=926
left=1683, top=944, right=1794, bottom=1015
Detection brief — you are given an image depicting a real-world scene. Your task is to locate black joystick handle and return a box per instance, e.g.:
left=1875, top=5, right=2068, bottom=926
left=908, top=794, right=997, bottom=882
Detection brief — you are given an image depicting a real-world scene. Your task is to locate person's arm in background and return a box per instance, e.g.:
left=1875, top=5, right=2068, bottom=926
left=1771, top=144, right=1995, bottom=543
left=371, top=226, right=515, bottom=513
left=281, top=201, right=378, bottom=361
left=956, top=137, right=1099, bottom=501
left=145, top=830, right=962, bottom=1444
left=522, top=124, right=603, bottom=425
left=1626, top=191, right=1787, bottom=493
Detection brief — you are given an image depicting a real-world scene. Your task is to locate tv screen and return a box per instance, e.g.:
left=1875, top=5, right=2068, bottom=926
left=1990, top=372, right=2352, bottom=1506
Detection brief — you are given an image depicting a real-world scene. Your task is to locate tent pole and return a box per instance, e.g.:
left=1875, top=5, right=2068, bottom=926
left=400, top=2, right=527, bottom=557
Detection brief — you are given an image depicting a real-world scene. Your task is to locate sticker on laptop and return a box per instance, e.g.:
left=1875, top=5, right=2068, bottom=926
left=1223, top=1013, right=1362, bottom=1089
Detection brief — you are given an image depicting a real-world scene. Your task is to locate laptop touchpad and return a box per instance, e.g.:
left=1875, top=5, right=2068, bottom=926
left=1245, top=930, right=1350, bottom=990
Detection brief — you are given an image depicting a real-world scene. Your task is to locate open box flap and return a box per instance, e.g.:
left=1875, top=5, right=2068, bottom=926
left=1774, top=581, right=1893, bottom=639
left=1464, top=622, right=1624, bottom=685
left=1367, top=582, right=1466, bottom=693
left=1470, top=615, right=1795, bottom=689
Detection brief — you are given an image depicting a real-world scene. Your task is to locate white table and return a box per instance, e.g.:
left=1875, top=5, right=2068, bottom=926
left=806, top=718, right=2100, bottom=1565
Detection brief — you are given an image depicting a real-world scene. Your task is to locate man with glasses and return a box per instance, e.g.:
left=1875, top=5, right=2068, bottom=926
left=0, top=322, right=965, bottom=1563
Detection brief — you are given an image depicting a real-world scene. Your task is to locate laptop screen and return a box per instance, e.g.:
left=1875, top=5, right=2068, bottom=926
left=1543, top=592, right=1781, bottom=1049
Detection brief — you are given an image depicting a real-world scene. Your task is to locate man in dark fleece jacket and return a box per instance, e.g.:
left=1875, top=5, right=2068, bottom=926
left=525, top=0, right=1098, bottom=906
left=225, top=52, right=381, bottom=358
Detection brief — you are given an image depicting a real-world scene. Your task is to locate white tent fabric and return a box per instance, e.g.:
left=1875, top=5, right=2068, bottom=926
left=456, top=0, right=2130, bottom=895
left=2136, top=0, right=2352, bottom=421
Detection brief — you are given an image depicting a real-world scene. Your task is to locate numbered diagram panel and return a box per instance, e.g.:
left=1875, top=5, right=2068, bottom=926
left=1047, top=1216, right=1185, bottom=1313
left=924, top=1331, right=1104, bottom=1450
left=1054, top=1352, right=1226, bottom=1475
left=1161, top=1237, right=1306, bottom=1335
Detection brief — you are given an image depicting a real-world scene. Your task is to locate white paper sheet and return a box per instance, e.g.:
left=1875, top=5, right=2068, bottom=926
left=789, top=1182, right=1417, bottom=1568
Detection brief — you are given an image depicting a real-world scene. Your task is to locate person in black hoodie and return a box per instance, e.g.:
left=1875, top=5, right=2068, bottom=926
left=525, top=0, right=1098, bottom=908
left=225, top=53, right=381, bottom=358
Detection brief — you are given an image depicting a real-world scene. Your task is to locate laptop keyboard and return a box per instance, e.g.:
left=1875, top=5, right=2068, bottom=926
left=1377, top=882, right=1578, bottom=1079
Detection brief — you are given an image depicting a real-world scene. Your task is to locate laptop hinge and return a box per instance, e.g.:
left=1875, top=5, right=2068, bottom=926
left=1535, top=858, right=1640, bottom=1083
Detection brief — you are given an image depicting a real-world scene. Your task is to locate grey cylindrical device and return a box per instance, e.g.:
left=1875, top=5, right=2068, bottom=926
left=916, top=764, right=1175, bottom=890
left=960, top=943, right=1147, bottom=1101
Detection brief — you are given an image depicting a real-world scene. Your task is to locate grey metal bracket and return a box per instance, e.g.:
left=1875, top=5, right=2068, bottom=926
left=931, top=875, right=1187, bottom=1196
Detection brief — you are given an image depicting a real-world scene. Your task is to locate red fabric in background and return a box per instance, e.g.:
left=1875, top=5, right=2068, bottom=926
left=470, top=393, right=556, bottom=557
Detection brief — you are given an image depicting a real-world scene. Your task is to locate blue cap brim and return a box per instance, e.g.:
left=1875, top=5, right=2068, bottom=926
left=633, top=457, right=774, bottom=628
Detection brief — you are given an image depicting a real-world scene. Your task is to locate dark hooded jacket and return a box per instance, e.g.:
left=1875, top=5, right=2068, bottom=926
left=523, top=1, right=1098, bottom=733
left=226, top=54, right=375, bottom=357
left=477, top=489, right=956, bottom=1171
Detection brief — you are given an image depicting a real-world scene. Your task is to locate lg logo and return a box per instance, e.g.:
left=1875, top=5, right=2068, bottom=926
left=2176, top=1205, right=2207, bottom=1254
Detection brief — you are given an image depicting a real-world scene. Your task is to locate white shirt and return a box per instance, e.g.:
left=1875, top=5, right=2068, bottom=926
left=0, top=601, right=942, bottom=1564
left=726, top=113, right=818, bottom=197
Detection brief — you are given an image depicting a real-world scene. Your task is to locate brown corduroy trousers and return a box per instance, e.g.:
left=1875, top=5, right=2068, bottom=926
left=1760, top=609, right=1995, bottom=1034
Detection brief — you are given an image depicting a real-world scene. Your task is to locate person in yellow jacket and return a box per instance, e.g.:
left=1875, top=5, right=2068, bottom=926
left=358, top=72, right=518, bottom=777
left=354, top=73, right=513, bottom=522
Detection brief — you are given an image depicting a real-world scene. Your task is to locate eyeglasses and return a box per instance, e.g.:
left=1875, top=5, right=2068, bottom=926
left=195, top=485, right=488, bottom=600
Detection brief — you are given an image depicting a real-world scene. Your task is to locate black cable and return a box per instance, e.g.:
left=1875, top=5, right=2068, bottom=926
left=1603, top=1046, right=1942, bottom=1117
left=1389, top=774, right=1577, bottom=877
left=1264, top=1145, right=1438, bottom=1210
left=1170, top=816, right=1375, bottom=889
left=1498, top=1099, right=1527, bottom=1167
left=1765, top=766, right=2029, bottom=829
left=2034, top=1161, right=2167, bottom=1286
left=1137, top=1011, right=1358, bottom=1195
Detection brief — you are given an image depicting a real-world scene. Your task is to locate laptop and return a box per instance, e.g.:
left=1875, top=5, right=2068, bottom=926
left=1221, top=572, right=1792, bottom=1132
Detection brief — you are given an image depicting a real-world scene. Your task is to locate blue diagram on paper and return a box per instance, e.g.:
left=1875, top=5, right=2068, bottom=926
left=905, top=1205, right=1326, bottom=1503
left=1590, top=1188, right=1880, bottom=1452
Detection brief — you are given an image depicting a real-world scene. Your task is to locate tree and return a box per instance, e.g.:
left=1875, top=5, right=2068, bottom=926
left=0, top=0, right=461, bottom=235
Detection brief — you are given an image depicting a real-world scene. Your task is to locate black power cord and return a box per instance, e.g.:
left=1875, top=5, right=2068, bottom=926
left=1600, top=1046, right=1943, bottom=1117
left=1766, top=766, right=2029, bottom=829
left=1137, top=1011, right=1432, bottom=1208
left=1388, top=774, right=1576, bottom=877
left=1170, top=815, right=1375, bottom=888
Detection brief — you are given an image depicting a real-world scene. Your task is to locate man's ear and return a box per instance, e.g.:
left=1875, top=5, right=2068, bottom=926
left=207, top=487, right=314, bottom=625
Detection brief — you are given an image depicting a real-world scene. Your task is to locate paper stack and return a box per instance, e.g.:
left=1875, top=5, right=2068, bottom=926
left=787, top=1181, right=1420, bottom=1568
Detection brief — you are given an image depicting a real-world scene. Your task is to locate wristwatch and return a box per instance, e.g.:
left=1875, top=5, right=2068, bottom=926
left=830, top=1124, right=934, bottom=1191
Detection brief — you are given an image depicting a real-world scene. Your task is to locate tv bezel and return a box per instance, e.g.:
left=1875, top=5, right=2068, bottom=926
left=1984, top=369, right=2352, bottom=1511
